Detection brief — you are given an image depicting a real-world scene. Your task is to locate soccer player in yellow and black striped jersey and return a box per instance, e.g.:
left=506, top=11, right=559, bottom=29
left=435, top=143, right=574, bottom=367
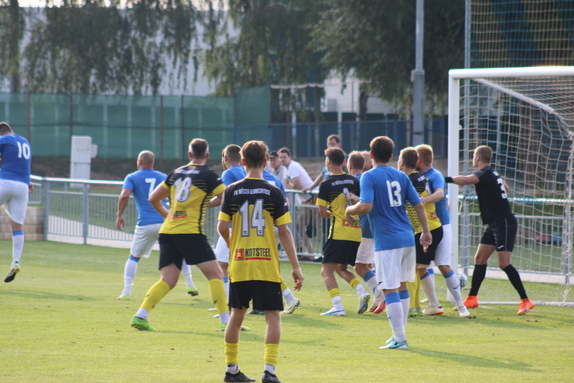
left=218, top=140, right=303, bottom=383
left=316, top=147, right=370, bottom=316
left=398, top=147, right=469, bottom=317
left=130, top=138, right=230, bottom=332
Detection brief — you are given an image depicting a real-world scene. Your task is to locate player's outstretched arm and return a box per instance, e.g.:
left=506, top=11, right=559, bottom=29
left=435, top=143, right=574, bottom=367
left=277, top=224, right=304, bottom=291
left=421, top=188, right=444, bottom=205
left=345, top=201, right=372, bottom=221
left=445, top=174, right=479, bottom=185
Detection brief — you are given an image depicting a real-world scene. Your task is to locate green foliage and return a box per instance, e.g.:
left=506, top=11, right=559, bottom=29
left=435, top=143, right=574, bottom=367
left=202, top=1, right=329, bottom=122
left=22, top=0, right=199, bottom=95
left=0, top=1, right=25, bottom=92
left=1, top=240, right=574, bottom=382
left=313, top=0, right=464, bottom=116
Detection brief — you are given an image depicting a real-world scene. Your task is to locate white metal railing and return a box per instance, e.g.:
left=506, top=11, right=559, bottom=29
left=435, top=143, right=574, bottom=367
left=30, top=175, right=326, bottom=257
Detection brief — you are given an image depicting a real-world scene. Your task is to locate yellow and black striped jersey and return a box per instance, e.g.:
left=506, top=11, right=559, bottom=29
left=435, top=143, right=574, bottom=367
left=218, top=177, right=291, bottom=283
left=316, top=173, right=361, bottom=242
left=406, top=171, right=441, bottom=234
left=159, top=163, right=225, bottom=235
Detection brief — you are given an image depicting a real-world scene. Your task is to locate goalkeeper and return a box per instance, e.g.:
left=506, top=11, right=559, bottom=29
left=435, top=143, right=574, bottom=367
left=445, top=145, right=534, bottom=315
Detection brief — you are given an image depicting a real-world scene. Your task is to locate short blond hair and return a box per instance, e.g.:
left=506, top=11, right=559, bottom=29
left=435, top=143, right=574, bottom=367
left=415, top=144, right=433, bottom=166
left=475, top=145, right=492, bottom=163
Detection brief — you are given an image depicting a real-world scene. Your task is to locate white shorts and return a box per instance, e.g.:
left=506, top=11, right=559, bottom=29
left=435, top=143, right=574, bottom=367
left=130, top=224, right=161, bottom=258
left=375, top=247, right=416, bottom=290
left=0, top=180, right=29, bottom=225
left=355, top=238, right=374, bottom=264
left=434, top=224, right=452, bottom=266
left=215, top=233, right=230, bottom=263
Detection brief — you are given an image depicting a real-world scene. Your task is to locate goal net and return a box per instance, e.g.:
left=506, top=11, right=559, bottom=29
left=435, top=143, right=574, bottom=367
left=448, top=67, right=574, bottom=306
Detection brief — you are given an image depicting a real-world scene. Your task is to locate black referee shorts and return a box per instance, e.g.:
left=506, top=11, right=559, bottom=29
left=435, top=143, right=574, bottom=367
left=480, top=216, right=518, bottom=252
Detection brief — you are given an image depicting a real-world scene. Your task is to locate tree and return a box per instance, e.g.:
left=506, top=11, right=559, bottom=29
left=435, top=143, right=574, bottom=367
left=0, top=0, right=25, bottom=92
left=313, top=0, right=464, bottom=117
left=202, top=0, right=330, bottom=121
left=21, top=0, right=199, bottom=95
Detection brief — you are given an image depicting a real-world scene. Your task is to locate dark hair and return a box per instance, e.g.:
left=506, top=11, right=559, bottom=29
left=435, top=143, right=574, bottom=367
left=224, top=144, right=242, bottom=163
left=370, top=136, right=394, bottom=163
left=327, top=134, right=341, bottom=144
left=189, top=138, right=209, bottom=159
left=399, top=147, right=418, bottom=169
left=269, top=150, right=279, bottom=158
left=241, top=140, right=268, bottom=168
left=278, top=147, right=291, bottom=157
left=348, top=151, right=365, bottom=170
left=325, top=147, right=345, bottom=166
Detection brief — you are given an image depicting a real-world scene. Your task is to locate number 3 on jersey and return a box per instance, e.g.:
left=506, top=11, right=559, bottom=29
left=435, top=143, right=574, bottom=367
left=386, top=180, right=403, bottom=207
left=239, top=199, right=266, bottom=237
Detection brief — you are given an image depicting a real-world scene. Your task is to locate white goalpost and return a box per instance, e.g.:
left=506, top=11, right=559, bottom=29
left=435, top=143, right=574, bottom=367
left=448, top=66, right=574, bottom=306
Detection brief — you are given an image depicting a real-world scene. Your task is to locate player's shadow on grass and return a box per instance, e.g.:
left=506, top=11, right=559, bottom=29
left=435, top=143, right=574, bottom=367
left=409, top=348, right=541, bottom=372
left=410, top=313, right=547, bottom=330
left=2, top=289, right=98, bottom=301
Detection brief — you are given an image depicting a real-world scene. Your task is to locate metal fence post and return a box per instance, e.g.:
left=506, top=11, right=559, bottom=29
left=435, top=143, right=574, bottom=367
left=82, top=183, right=89, bottom=245
left=43, top=180, right=50, bottom=241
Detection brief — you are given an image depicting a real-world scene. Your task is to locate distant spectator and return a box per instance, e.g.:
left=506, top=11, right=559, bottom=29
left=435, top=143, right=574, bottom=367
left=278, top=147, right=314, bottom=254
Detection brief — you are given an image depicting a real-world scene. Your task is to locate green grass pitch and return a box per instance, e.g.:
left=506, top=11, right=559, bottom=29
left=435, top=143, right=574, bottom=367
left=1, top=240, right=573, bottom=382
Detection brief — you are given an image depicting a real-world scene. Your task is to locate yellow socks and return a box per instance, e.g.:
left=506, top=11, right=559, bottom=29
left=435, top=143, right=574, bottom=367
left=209, top=278, right=229, bottom=314
left=141, top=280, right=170, bottom=312
left=264, top=343, right=279, bottom=367
left=224, top=342, right=239, bottom=365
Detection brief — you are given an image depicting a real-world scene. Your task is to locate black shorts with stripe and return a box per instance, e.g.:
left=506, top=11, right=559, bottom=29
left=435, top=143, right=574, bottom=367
left=229, top=280, right=283, bottom=311
left=158, top=233, right=216, bottom=270
left=480, top=216, right=517, bottom=252
left=415, top=226, right=443, bottom=265
left=323, top=239, right=360, bottom=266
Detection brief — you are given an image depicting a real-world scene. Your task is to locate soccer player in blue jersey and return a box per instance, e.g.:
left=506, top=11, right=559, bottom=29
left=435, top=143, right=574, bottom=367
left=347, top=151, right=385, bottom=314
left=346, top=136, right=432, bottom=349
left=399, top=147, right=469, bottom=318
left=116, top=150, right=198, bottom=299
left=445, top=145, right=535, bottom=315
left=214, top=145, right=246, bottom=303
left=415, top=144, right=466, bottom=315
left=0, top=122, right=32, bottom=283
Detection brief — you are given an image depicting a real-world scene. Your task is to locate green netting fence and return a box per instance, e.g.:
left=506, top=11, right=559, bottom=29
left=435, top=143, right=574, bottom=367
left=0, top=88, right=267, bottom=161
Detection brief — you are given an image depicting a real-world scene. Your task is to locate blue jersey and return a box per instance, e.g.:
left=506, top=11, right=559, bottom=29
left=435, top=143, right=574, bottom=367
left=422, top=167, right=450, bottom=225
left=360, top=165, right=421, bottom=251
left=0, top=134, right=31, bottom=185
left=355, top=173, right=373, bottom=239
left=222, top=165, right=246, bottom=186
left=123, top=168, right=167, bottom=226
left=263, top=170, right=286, bottom=196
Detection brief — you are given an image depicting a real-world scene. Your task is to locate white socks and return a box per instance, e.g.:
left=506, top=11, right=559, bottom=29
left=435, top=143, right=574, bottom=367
left=12, top=231, right=24, bottom=265
left=123, top=256, right=139, bottom=295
